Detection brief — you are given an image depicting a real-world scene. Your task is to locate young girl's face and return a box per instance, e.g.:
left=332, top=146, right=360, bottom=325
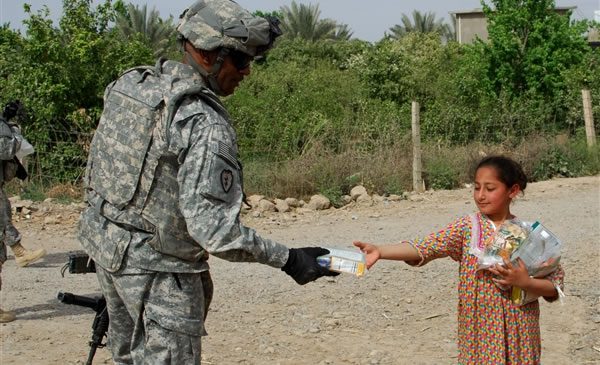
left=473, top=166, right=520, bottom=221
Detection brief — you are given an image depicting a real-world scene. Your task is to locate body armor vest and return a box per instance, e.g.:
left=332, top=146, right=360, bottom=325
left=85, top=60, right=228, bottom=263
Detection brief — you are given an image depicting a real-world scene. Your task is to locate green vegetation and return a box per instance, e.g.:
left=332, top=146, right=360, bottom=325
left=240, top=135, right=599, bottom=200
left=0, top=0, right=598, bottom=202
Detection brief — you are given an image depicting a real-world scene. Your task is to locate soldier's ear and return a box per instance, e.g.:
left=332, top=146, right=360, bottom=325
left=198, top=50, right=212, bottom=65
left=186, top=43, right=214, bottom=68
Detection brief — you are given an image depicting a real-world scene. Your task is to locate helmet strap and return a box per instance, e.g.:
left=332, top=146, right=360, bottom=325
left=184, top=48, right=228, bottom=96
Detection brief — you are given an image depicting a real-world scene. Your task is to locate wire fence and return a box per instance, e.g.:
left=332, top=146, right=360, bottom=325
left=13, top=91, right=599, bottom=200
left=24, top=125, right=90, bottom=186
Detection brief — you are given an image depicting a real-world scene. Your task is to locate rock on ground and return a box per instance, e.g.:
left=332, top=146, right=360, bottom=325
left=0, top=176, right=598, bottom=364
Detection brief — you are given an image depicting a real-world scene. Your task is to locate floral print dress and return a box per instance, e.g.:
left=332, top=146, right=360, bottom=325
left=407, top=212, right=564, bottom=365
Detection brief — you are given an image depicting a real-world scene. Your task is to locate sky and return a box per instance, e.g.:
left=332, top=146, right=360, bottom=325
left=2, top=0, right=599, bottom=42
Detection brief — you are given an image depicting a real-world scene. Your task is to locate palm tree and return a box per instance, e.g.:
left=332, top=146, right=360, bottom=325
left=443, top=15, right=457, bottom=43
left=279, top=1, right=352, bottom=41
left=114, top=3, right=177, bottom=57
left=332, top=23, right=353, bottom=41
left=388, top=10, right=453, bottom=42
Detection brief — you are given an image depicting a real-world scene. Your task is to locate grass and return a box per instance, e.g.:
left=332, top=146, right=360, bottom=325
left=5, top=133, right=598, bottom=203
left=4, top=181, right=82, bottom=203
left=243, top=133, right=599, bottom=200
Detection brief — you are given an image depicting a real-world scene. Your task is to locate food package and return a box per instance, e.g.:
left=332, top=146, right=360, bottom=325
left=477, top=219, right=530, bottom=271
left=16, top=136, right=35, bottom=160
left=475, top=218, right=562, bottom=305
left=317, top=247, right=366, bottom=276
left=510, top=221, right=561, bottom=278
left=509, top=222, right=562, bottom=305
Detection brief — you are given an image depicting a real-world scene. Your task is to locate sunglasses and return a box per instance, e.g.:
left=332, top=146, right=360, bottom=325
left=227, top=50, right=254, bottom=71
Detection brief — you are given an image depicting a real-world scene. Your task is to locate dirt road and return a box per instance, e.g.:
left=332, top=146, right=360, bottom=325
left=1, top=175, right=599, bottom=364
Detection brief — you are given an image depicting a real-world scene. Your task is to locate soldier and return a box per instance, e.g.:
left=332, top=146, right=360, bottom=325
left=0, top=100, right=47, bottom=323
left=78, top=0, right=338, bottom=363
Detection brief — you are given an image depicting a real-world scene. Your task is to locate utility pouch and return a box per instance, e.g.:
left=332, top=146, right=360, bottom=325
left=78, top=208, right=131, bottom=273
left=67, top=251, right=96, bottom=274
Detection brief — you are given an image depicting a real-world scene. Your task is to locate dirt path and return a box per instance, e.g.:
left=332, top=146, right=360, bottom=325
left=0, top=175, right=599, bottom=364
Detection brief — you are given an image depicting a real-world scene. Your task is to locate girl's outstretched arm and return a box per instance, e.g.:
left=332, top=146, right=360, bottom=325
left=353, top=241, right=422, bottom=269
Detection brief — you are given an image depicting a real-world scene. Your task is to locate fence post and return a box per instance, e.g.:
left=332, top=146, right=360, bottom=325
left=582, top=89, right=596, bottom=148
left=411, top=101, right=424, bottom=193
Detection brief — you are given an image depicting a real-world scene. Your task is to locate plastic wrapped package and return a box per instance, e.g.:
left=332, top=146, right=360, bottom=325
left=474, top=218, right=562, bottom=305
left=15, top=136, right=35, bottom=160
left=476, top=219, right=530, bottom=271
left=510, top=222, right=561, bottom=277
left=509, top=222, right=562, bottom=305
left=317, top=248, right=366, bottom=276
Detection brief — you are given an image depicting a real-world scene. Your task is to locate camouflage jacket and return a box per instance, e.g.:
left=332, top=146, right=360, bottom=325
left=79, top=60, right=289, bottom=273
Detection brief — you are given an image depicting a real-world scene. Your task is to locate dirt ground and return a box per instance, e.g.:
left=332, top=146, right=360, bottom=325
left=0, top=175, right=599, bottom=365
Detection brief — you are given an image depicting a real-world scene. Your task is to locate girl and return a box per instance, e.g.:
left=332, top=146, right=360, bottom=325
left=354, top=155, right=564, bottom=364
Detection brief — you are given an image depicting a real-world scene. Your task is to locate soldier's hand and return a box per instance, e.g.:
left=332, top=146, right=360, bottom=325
left=281, top=247, right=339, bottom=285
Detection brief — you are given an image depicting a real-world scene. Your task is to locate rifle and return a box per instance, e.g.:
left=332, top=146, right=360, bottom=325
left=57, top=292, right=108, bottom=365
left=59, top=252, right=108, bottom=365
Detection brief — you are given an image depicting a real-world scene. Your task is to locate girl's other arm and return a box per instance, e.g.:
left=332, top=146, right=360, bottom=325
left=488, top=258, right=559, bottom=299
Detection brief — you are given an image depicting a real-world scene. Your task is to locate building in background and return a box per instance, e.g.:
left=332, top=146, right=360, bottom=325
left=450, top=7, right=576, bottom=44
left=589, top=9, right=600, bottom=45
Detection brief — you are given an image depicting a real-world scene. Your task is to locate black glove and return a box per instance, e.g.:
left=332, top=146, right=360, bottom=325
left=281, top=247, right=340, bottom=285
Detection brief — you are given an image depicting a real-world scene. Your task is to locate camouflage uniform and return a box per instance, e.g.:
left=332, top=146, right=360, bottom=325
left=79, top=2, right=335, bottom=363
left=0, top=117, right=22, bottom=267
left=79, top=59, right=289, bottom=364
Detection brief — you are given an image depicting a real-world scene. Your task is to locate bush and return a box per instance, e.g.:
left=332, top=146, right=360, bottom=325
left=241, top=134, right=413, bottom=200
left=526, top=134, right=599, bottom=181
left=241, top=134, right=599, bottom=201
left=226, top=57, right=403, bottom=161
left=424, top=157, right=460, bottom=190
left=18, top=182, right=46, bottom=202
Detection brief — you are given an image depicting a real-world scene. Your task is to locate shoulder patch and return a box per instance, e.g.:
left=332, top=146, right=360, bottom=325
left=221, top=169, right=233, bottom=193
left=217, top=141, right=239, bottom=169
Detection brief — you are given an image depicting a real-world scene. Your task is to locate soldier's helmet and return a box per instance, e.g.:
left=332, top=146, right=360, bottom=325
left=2, top=100, right=24, bottom=121
left=177, top=0, right=282, bottom=57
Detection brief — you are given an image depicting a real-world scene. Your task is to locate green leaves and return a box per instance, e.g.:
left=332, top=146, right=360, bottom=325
left=360, top=33, right=450, bottom=104
left=388, top=10, right=453, bottom=43
left=0, top=0, right=155, bottom=182
left=482, top=0, right=589, bottom=99
left=114, top=3, right=178, bottom=58
left=0, top=0, right=598, bottom=187
left=226, top=38, right=401, bottom=160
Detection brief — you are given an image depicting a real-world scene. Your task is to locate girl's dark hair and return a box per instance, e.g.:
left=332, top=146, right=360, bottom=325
left=475, top=155, right=528, bottom=191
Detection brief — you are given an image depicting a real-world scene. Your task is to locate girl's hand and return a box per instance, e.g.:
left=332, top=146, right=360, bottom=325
left=488, top=258, right=531, bottom=289
left=534, top=257, right=556, bottom=277
left=353, top=241, right=381, bottom=269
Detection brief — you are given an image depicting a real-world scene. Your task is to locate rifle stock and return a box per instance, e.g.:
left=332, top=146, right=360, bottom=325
left=58, top=292, right=108, bottom=365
